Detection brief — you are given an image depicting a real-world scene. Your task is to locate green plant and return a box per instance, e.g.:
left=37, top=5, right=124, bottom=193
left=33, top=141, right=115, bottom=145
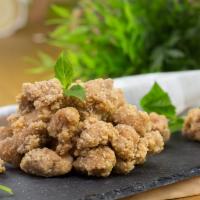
left=140, top=82, right=183, bottom=132
left=0, top=184, right=13, bottom=195
left=54, top=52, right=86, bottom=101
left=31, top=0, right=200, bottom=79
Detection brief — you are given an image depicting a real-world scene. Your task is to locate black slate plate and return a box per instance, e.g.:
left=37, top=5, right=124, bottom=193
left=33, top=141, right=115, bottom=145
left=1, top=117, right=200, bottom=200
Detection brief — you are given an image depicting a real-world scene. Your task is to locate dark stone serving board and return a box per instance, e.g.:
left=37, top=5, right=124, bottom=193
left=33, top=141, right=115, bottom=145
left=0, top=116, right=200, bottom=200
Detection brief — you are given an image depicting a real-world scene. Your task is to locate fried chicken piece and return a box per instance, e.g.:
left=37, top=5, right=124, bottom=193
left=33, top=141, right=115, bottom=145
left=48, top=107, right=80, bottom=155
left=183, top=108, right=200, bottom=141
left=73, top=146, right=116, bottom=177
left=84, top=79, right=125, bottom=112
left=0, top=159, right=6, bottom=173
left=112, top=104, right=152, bottom=136
left=0, top=127, right=13, bottom=140
left=17, top=134, right=48, bottom=154
left=0, top=137, right=22, bottom=166
left=145, top=131, right=164, bottom=154
left=17, top=79, right=64, bottom=113
left=0, top=112, right=49, bottom=165
left=111, top=124, right=139, bottom=160
left=135, top=138, right=148, bottom=165
left=67, top=79, right=125, bottom=120
left=48, top=107, right=80, bottom=137
left=75, top=118, right=118, bottom=156
left=114, top=158, right=135, bottom=174
left=20, top=148, right=73, bottom=177
left=150, top=112, right=170, bottom=142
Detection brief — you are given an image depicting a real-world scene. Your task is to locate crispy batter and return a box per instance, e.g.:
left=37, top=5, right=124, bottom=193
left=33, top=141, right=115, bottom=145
left=112, top=104, right=152, bottom=136
left=17, top=134, right=48, bottom=154
left=0, top=158, right=5, bottom=173
left=111, top=124, right=139, bottom=160
left=0, top=137, right=22, bottom=166
left=114, top=158, right=135, bottom=174
left=135, top=138, right=148, bottom=165
left=17, top=78, right=64, bottom=113
left=48, top=107, right=80, bottom=137
left=183, top=108, right=200, bottom=141
left=48, top=107, right=80, bottom=155
left=0, top=127, right=13, bottom=141
left=20, top=148, right=73, bottom=177
left=150, top=112, right=170, bottom=142
left=73, top=146, right=116, bottom=177
left=145, top=131, right=164, bottom=154
left=75, top=118, right=117, bottom=155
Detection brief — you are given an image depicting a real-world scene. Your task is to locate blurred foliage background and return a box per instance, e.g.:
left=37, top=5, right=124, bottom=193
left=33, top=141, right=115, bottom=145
left=30, top=0, right=200, bottom=79
left=0, top=0, right=199, bottom=105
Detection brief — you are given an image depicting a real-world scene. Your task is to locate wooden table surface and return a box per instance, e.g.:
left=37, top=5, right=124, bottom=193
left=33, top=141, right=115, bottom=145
left=0, top=23, right=200, bottom=200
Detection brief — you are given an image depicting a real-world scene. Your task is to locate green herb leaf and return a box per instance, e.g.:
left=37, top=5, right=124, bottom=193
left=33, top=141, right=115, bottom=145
left=64, top=84, right=86, bottom=101
left=140, top=82, right=176, bottom=118
left=169, top=117, right=184, bottom=133
left=51, top=5, right=69, bottom=18
left=0, top=185, right=13, bottom=195
left=140, top=82, right=183, bottom=133
left=54, top=52, right=73, bottom=89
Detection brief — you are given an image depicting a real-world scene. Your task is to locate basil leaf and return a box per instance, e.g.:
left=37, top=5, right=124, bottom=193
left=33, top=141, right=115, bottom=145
left=54, top=52, right=73, bottom=89
left=140, top=82, right=176, bottom=118
left=0, top=185, right=13, bottom=195
left=64, top=84, right=86, bottom=101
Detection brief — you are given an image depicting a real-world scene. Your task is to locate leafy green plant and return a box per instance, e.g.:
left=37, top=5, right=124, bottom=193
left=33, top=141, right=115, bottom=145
left=0, top=185, right=13, bottom=195
left=140, top=82, right=183, bottom=132
left=54, top=52, right=86, bottom=101
left=31, top=0, right=200, bottom=79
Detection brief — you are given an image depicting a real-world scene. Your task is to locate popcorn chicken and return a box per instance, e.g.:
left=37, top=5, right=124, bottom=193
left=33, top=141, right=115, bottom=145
left=111, top=124, right=139, bottom=160
left=17, top=78, right=64, bottom=113
left=20, top=148, right=73, bottom=177
left=73, top=146, right=116, bottom=177
left=183, top=108, right=200, bottom=141
left=0, top=137, right=22, bottom=166
left=135, top=138, right=148, bottom=165
left=112, top=104, right=152, bottom=136
left=150, top=112, right=170, bottom=142
left=145, top=131, right=164, bottom=154
left=114, top=158, right=135, bottom=174
left=75, top=117, right=117, bottom=155
left=48, top=107, right=80, bottom=155
left=0, top=78, right=169, bottom=177
left=0, top=127, right=13, bottom=141
left=66, top=79, right=125, bottom=121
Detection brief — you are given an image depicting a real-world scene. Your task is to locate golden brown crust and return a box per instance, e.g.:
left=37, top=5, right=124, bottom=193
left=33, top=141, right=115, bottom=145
left=145, top=131, right=164, bottom=154
left=17, top=79, right=64, bottom=113
left=75, top=118, right=117, bottom=155
left=111, top=124, right=139, bottom=160
left=183, top=108, right=200, bottom=141
left=20, top=148, right=73, bottom=177
left=73, top=146, right=116, bottom=177
left=0, top=127, right=13, bottom=141
left=0, top=137, right=22, bottom=166
left=150, top=112, right=170, bottom=142
left=112, top=104, right=152, bottom=136
left=135, top=137, right=148, bottom=165
left=114, top=158, right=135, bottom=174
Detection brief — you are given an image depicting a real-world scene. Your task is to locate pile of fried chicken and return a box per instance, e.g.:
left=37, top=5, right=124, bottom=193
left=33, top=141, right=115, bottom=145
left=0, top=79, right=171, bottom=177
